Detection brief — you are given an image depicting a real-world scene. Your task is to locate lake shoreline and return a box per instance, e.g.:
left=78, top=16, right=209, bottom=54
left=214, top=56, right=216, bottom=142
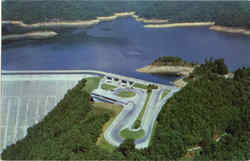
left=3, top=12, right=250, bottom=37
left=136, top=64, right=194, bottom=77
left=2, top=31, right=58, bottom=42
left=2, top=12, right=168, bottom=32
left=144, top=22, right=215, bottom=28
left=209, top=25, right=250, bottom=36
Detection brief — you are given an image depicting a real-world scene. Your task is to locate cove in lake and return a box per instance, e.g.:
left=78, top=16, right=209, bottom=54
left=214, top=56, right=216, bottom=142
left=2, top=17, right=250, bottom=84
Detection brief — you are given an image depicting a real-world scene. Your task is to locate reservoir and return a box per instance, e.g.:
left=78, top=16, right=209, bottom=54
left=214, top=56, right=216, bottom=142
left=2, top=17, right=250, bottom=84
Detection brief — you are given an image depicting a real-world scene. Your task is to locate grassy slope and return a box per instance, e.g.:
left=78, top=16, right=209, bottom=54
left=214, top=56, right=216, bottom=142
left=149, top=121, right=158, bottom=146
left=133, top=83, right=148, bottom=90
left=117, top=91, right=136, bottom=98
left=161, top=89, right=170, bottom=99
left=132, top=91, right=152, bottom=129
left=82, top=76, right=102, bottom=93
left=93, top=102, right=123, bottom=152
left=120, top=128, right=145, bottom=140
left=101, top=83, right=117, bottom=91
left=136, top=91, right=151, bottom=123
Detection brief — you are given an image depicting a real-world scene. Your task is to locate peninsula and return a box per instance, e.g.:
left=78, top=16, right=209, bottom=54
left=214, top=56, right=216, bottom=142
left=136, top=56, right=196, bottom=77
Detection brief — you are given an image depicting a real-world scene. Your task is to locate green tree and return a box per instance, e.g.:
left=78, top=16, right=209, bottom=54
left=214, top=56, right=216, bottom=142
left=214, top=58, right=229, bottom=75
left=234, top=67, right=248, bottom=81
left=117, top=139, right=135, bottom=158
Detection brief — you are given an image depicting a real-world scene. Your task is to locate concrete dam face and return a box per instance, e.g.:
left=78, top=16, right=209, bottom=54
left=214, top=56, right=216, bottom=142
left=0, top=73, right=96, bottom=154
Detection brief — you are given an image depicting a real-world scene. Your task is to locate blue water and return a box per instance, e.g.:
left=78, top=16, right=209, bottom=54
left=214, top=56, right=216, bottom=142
left=2, top=17, right=250, bottom=84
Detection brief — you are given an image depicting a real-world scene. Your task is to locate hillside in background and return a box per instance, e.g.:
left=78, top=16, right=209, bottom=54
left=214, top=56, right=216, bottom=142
left=2, top=1, right=250, bottom=29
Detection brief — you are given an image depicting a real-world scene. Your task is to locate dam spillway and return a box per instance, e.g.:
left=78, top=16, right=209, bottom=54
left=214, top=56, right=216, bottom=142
left=0, top=73, right=98, bottom=154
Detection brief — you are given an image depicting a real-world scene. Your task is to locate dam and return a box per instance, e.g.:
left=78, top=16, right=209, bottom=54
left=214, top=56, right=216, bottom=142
left=0, top=70, right=169, bottom=154
left=0, top=72, right=99, bottom=154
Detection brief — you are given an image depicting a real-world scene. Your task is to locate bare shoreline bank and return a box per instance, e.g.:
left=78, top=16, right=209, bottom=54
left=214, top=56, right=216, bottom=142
left=209, top=25, right=250, bottom=36
left=144, top=22, right=215, bottom=28
left=136, top=65, right=194, bottom=77
left=2, top=31, right=58, bottom=42
left=144, top=22, right=250, bottom=36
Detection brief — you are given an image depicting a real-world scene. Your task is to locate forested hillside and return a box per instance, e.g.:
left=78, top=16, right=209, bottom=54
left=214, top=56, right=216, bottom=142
left=214, top=3, right=250, bottom=29
left=2, top=60, right=250, bottom=160
left=115, top=60, right=249, bottom=160
left=2, top=1, right=250, bottom=29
